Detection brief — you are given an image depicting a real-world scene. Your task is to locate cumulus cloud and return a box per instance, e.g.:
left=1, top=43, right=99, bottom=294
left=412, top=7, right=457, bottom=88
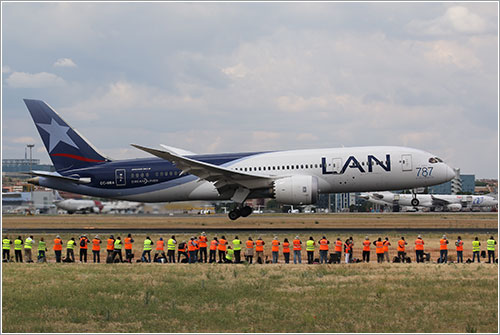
left=53, top=57, right=77, bottom=67
left=6, top=71, right=65, bottom=88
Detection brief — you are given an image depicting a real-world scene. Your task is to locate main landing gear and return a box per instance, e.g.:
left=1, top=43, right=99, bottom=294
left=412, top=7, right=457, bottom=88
left=228, top=205, right=253, bottom=220
left=411, top=190, right=420, bottom=207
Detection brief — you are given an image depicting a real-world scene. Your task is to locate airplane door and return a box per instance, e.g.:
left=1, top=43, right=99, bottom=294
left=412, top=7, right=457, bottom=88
left=401, top=154, right=412, bottom=171
left=332, top=158, right=342, bottom=174
left=115, top=169, right=126, bottom=186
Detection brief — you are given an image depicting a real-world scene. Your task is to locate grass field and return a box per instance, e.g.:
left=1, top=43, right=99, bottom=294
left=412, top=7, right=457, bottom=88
left=2, top=262, right=497, bottom=333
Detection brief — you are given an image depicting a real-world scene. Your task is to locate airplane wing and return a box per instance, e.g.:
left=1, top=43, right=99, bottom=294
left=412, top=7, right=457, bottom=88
left=131, top=144, right=274, bottom=200
left=23, top=171, right=91, bottom=184
left=431, top=195, right=451, bottom=206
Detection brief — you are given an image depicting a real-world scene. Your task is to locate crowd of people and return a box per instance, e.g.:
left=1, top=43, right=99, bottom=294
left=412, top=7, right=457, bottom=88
left=2, top=233, right=497, bottom=265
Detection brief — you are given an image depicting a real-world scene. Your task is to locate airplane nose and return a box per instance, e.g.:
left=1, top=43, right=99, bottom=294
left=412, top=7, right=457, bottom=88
left=445, top=165, right=455, bottom=181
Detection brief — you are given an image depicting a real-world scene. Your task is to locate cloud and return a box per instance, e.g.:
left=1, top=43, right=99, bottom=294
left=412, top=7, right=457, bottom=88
left=11, top=136, right=37, bottom=144
left=2, top=65, right=12, bottom=73
left=53, top=57, right=77, bottom=67
left=6, top=71, right=65, bottom=88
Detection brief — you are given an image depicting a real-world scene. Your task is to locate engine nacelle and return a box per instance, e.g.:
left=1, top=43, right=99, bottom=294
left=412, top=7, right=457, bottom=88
left=273, top=175, right=318, bottom=205
left=446, top=203, right=462, bottom=211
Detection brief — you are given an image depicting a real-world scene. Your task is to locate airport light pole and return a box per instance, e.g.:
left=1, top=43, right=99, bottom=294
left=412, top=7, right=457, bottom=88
left=27, top=144, right=35, bottom=213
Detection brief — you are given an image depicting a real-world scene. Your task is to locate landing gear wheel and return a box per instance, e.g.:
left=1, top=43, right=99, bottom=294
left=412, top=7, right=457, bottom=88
left=240, top=206, right=253, bottom=217
left=411, top=198, right=419, bottom=207
left=228, top=209, right=241, bottom=220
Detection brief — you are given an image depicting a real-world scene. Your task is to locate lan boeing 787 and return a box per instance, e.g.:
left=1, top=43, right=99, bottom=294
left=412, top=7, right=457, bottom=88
left=23, top=99, right=455, bottom=220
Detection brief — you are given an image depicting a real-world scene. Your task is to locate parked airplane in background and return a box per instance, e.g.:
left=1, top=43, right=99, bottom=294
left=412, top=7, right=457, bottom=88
left=359, top=191, right=498, bottom=211
left=54, top=192, right=103, bottom=214
left=24, top=99, right=455, bottom=220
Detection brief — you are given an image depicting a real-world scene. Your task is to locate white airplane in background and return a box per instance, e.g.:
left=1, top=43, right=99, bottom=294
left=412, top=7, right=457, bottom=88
left=360, top=191, right=498, bottom=211
left=54, top=192, right=103, bottom=214
left=25, top=99, right=456, bottom=220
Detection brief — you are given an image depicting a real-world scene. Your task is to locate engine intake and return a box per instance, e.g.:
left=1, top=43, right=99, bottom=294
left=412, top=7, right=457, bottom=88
left=273, top=175, right=318, bottom=205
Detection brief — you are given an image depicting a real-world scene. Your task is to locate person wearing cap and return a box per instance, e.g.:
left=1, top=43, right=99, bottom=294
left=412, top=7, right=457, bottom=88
left=79, top=234, right=89, bottom=263
left=362, top=236, right=371, bottom=263
left=439, top=235, right=449, bottom=263
left=66, top=237, right=76, bottom=262
left=24, top=235, right=35, bottom=263
left=487, top=236, right=496, bottom=263
left=198, top=232, right=208, bottom=263
left=92, top=235, right=102, bottom=263
left=383, top=237, right=391, bottom=263
left=54, top=235, right=63, bottom=263
left=415, top=235, right=425, bottom=263
left=167, top=235, right=177, bottom=263
left=245, top=237, right=254, bottom=264
left=293, top=236, right=302, bottom=264
left=271, top=236, right=280, bottom=264
left=14, top=236, right=23, bottom=263
left=38, top=237, right=47, bottom=262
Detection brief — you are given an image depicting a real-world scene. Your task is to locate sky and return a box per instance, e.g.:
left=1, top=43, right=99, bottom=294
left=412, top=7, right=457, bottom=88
left=1, top=2, right=498, bottom=178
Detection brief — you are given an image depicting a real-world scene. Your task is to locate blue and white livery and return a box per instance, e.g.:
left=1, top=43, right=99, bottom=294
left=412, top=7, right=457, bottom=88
left=24, top=99, right=455, bottom=220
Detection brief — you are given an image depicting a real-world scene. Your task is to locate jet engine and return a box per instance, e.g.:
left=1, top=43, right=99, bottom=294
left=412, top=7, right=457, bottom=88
left=446, top=203, right=462, bottom=212
left=273, top=175, right=318, bottom=205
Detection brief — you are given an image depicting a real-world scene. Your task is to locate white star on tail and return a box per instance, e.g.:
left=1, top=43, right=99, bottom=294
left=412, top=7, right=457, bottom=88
left=37, top=118, right=79, bottom=152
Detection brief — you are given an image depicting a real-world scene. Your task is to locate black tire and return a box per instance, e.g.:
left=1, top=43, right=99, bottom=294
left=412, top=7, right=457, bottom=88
left=240, top=206, right=253, bottom=217
left=411, top=198, right=419, bottom=206
left=228, top=209, right=241, bottom=220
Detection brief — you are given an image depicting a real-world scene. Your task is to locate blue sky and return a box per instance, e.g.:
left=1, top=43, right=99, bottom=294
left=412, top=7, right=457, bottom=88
left=2, top=2, right=498, bottom=178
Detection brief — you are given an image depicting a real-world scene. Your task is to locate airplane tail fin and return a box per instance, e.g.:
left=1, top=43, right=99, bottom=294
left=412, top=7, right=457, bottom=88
left=23, top=99, right=109, bottom=172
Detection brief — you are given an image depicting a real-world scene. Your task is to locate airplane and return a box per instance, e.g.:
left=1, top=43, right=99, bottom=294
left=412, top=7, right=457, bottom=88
left=23, top=99, right=455, bottom=220
left=54, top=191, right=103, bottom=214
left=359, top=191, right=498, bottom=212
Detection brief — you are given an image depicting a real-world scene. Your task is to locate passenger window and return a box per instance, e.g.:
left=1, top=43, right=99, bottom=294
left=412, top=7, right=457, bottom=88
left=301, top=165, right=304, bottom=169
left=140, top=173, right=144, bottom=177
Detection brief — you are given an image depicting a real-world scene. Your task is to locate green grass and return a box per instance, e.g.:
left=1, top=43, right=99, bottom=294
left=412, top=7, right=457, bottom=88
left=2, top=262, right=497, bottom=333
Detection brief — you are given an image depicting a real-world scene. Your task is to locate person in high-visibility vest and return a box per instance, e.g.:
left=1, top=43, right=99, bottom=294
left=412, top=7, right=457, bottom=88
left=293, top=236, right=302, bottom=264
left=107, top=235, right=115, bottom=260
left=472, top=237, right=481, bottom=263
left=187, top=237, right=198, bottom=264
left=79, top=235, right=89, bottom=263
left=54, top=235, right=63, bottom=263
left=2, top=236, right=12, bottom=262
left=334, top=237, right=342, bottom=264
left=306, top=236, right=315, bottom=264
left=271, top=236, right=280, bottom=264
left=92, top=235, right=101, bottom=263
left=487, top=236, right=496, bottom=263
left=24, top=235, right=34, bottom=263
left=142, top=236, right=153, bottom=263
left=66, top=238, right=76, bottom=262
left=209, top=237, right=218, bottom=263
left=178, top=240, right=188, bottom=263
left=383, top=237, right=391, bottom=263
left=218, top=236, right=227, bottom=263
left=439, top=235, right=449, bottom=263
left=154, top=237, right=166, bottom=263
left=283, top=238, right=290, bottom=264
left=233, top=236, right=242, bottom=264
left=344, top=238, right=352, bottom=264
left=37, top=237, right=47, bottom=262
left=167, top=235, right=177, bottom=263
left=124, top=234, right=134, bottom=263
left=319, top=236, right=330, bottom=264
left=245, top=237, right=254, bottom=264
left=225, top=246, right=234, bottom=263
left=198, top=232, right=208, bottom=263
left=397, top=237, right=407, bottom=262
left=194, top=236, right=200, bottom=262
left=373, top=237, right=384, bottom=263
left=455, top=236, right=464, bottom=263
left=14, top=236, right=23, bottom=263
left=415, top=235, right=425, bottom=263
left=113, top=237, right=123, bottom=262
left=255, top=237, right=265, bottom=264
left=362, top=236, right=371, bottom=263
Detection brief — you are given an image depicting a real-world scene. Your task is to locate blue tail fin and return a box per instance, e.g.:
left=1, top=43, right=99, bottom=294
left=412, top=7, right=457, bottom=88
left=24, top=99, right=109, bottom=172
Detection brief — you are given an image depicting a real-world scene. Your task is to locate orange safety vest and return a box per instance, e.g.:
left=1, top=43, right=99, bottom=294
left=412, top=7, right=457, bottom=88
left=256, top=240, right=264, bottom=252
left=383, top=240, right=390, bottom=252
left=415, top=239, right=424, bottom=250
left=218, top=239, right=227, bottom=251
left=456, top=240, right=463, bottom=251
left=156, top=240, right=164, bottom=251
left=283, top=242, right=290, bottom=253
left=188, top=240, right=196, bottom=252
left=272, top=239, right=280, bottom=252
left=319, top=239, right=329, bottom=251
left=92, top=238, right=100, bottom=251
left=199, top=236, right=208, bottom=248
left=375, top=241, right=384, bottom=254
left=440, top=239, right=448, bottom=250
left=178, top=243, right=186, bottom=252
left=397, top=240, right=406, bottom=252
left=194, top=239, right=200, bottom=250
left=344, top=242, right=352, bottom=254
left=107, top=238, right=114, bottom=251
left=293, top=239, right=301, bottom=251
left=124, top=237, right=133, bottom=250
left=79, top=237, right=88, bottom=249
left=53, top=238, right=62, bottom=251
left=210, top=240, right=218, bottom=250
left=363, top=240, right=370, bottom=251
left=246, top=240, right=254, bottom=249
left=335, top=240, right=342, bottom=252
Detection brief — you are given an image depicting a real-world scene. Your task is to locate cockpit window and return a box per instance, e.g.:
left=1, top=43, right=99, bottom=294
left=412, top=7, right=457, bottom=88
left=428, top=157, right=443, bottom=164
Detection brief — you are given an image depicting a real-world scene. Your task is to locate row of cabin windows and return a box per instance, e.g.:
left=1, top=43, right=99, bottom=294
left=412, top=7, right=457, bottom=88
left=131, top=171, right=179, bottom=178
left=232, top=160, right=389, bottom=172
